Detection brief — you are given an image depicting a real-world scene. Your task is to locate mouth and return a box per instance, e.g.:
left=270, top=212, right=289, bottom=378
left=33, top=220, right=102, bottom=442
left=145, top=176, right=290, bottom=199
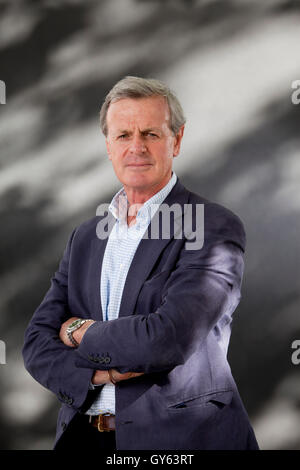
left=126, top=163, right=152, bottom=168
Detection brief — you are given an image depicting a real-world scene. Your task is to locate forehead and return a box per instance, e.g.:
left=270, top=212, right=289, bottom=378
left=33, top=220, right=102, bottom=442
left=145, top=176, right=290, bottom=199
left=106, top=95, right=171, bottom=131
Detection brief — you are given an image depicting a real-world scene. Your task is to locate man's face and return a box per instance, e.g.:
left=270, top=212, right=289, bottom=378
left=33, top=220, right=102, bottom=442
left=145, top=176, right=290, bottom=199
left=105, top=95, right=184, bottom=195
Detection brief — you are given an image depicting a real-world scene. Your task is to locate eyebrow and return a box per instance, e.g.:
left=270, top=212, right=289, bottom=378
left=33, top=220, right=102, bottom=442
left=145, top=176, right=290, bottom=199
left=142, top=128, right=162, bottom=134
left=116, top=128, right=162, bottom=135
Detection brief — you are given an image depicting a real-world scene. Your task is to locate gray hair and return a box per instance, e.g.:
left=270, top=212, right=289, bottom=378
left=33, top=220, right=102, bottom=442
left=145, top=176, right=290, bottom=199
left=100, top=76, right=186, bottom=137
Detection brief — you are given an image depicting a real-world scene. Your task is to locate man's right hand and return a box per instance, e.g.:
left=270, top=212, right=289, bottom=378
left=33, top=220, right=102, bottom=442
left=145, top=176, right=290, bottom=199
left=92, top=369, right=144, bottom=385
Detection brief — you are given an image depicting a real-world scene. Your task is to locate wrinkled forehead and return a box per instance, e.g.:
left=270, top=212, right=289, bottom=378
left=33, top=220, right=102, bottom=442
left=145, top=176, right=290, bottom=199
left=106, top=96, right=171, bottom=132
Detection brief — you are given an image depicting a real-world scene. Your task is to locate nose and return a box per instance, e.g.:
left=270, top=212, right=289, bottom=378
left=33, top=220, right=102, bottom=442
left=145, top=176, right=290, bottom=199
left=129, top=134, right=146, bottom=154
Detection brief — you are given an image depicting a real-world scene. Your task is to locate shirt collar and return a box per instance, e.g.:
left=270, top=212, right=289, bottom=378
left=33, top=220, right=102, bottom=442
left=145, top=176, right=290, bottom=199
left=109, top=171, right=177, bottom=223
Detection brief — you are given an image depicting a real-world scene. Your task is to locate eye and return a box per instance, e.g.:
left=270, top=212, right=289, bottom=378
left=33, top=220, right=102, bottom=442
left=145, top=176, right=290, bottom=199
left=147, top=132, right=158, bottom=138
left=118, top=134, right=128, bottom=139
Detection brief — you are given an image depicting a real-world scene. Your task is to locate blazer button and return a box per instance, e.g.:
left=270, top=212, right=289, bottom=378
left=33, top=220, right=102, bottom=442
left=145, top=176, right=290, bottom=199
left=61, top=422, right=67, bottom=431
left=104, top=356, right=111, bottom=364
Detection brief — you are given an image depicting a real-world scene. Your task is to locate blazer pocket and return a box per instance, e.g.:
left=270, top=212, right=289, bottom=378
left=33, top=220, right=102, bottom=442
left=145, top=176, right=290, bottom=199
left=167, top=390, right=233, bottom=411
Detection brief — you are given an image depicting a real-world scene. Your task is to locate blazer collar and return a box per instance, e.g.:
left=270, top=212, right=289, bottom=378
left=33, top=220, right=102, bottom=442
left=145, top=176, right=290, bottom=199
left=90, top=177, right=190, bottom=321
left=118, top=177, right=189, bottom=319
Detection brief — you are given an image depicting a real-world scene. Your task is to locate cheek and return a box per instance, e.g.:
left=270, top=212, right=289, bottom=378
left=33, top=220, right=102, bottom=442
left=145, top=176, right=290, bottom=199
left=157, top=142, right=175, bottom=163
left=109, top=145, right=126, bottom=163
left=153, top=139, right=173, bottom=156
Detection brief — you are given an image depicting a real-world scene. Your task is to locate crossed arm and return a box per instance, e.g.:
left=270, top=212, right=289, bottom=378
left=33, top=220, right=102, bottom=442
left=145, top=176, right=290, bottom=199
left=22, top=227, right=147, bottom=411
left=59, top=316, right=144, bottom=385
left=23, top=212, right=245, bottom=411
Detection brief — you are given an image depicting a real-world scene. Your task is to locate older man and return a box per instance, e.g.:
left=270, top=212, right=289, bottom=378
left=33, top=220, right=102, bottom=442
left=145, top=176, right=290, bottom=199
left=23, top=76, right=259, bottom=450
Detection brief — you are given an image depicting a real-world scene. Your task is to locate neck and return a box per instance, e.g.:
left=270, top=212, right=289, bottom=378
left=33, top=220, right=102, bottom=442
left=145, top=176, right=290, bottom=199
left=124, top=172, right=173, bottom=208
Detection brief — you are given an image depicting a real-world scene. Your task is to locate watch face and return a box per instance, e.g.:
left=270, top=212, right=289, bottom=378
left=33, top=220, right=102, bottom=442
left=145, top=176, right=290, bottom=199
left=68, top=319, right=82, bottom=331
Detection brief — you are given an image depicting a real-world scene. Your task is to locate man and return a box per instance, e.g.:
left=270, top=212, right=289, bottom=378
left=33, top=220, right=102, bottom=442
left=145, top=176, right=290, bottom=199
left=22, top=76, right=259, bottom=450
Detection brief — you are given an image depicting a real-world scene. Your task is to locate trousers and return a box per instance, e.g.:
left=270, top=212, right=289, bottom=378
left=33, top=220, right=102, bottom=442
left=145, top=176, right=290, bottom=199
left=54, top=413, right=116, bottom=450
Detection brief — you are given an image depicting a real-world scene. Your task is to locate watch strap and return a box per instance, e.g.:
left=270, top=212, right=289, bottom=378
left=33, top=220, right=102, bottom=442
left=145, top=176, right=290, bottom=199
left=67, top=329, right=79, bottom=347
left=67, top=319, right=89, bottom=347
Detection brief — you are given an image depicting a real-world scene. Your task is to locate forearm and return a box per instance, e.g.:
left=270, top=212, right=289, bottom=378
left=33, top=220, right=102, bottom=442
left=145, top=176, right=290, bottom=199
left=75, top=241, right=243, bottom=374
left=22, top=325, right=94, bottom=410
left=59, top=318, right=145, bottom=384
left=75, top=274, right=234, bottom=373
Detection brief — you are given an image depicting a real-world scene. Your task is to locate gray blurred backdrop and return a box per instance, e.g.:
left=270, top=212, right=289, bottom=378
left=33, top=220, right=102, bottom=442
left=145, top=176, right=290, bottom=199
left=0, top=0, right=300, bottom=450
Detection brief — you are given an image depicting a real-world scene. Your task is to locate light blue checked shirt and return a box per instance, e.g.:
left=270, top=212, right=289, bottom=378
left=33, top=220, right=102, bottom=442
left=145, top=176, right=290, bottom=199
left=86, top=171, right=177, bottom=415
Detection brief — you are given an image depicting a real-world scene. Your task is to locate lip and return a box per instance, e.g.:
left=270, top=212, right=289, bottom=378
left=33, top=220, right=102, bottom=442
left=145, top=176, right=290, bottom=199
left=126, top=163, right=152, bottom=167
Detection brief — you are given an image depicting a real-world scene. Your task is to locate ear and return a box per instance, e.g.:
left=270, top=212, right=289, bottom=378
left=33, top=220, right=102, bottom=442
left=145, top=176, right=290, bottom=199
left=105, top=137, right=112, bottom=160
left=173, top=125, right=185, bottom=157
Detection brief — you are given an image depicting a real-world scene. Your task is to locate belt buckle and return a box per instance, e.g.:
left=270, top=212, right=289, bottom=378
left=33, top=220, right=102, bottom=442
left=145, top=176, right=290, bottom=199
left=97, top=412, right=112, bottom=432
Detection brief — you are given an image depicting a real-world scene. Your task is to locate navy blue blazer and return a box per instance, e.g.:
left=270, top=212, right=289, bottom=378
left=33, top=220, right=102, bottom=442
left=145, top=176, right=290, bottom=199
left=22, top=178, right=259, bottom=450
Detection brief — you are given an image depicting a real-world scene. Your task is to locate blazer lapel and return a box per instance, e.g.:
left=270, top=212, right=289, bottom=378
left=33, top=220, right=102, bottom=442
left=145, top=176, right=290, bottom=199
left=89, top=211, right=116, bottom=321
left=118, top=178, right=190, bottom=319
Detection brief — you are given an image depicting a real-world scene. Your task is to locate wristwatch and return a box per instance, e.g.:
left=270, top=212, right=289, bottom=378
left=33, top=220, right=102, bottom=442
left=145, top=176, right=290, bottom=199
left=66, top=319, right=90, bottom=347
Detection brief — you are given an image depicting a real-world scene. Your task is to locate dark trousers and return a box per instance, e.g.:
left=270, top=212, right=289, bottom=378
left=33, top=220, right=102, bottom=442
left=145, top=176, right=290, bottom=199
left=54, top=413, right=116, bottom=450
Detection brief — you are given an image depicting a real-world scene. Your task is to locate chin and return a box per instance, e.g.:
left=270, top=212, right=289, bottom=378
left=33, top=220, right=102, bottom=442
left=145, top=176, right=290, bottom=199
left=126, top=176, right=152, bottom=189
left=122, top=170, right=154, bottom=187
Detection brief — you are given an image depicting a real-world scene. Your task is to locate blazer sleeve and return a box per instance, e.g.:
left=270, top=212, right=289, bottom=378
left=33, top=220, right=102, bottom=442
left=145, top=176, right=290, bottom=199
left=22, top=228, right=94, bottom=411
left=75, top=209, right=246, bottom=374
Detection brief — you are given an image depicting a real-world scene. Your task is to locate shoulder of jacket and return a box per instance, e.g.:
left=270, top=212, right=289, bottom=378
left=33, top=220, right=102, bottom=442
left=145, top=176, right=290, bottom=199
left=71, top=215, right=101, bottom=241
left=186, top=190, right=246, bottom=250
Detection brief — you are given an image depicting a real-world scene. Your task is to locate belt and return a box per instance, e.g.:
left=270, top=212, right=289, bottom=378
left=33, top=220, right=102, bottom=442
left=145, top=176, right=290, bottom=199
left=89, top=413, right=116, bottom=432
